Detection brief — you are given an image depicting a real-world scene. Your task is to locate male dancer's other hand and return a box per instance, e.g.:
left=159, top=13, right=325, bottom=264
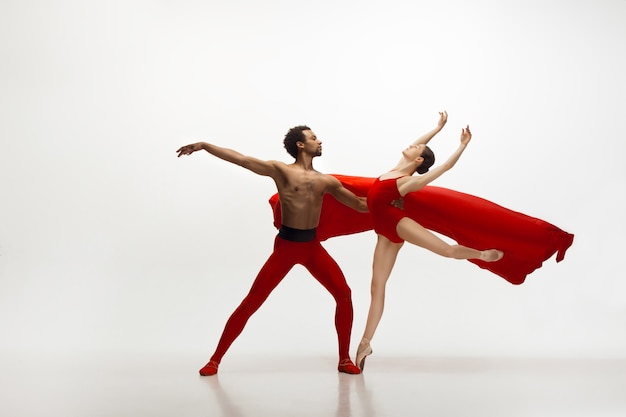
left=177, top=142, right=205, bottom=157
left=391, top=198, right=404, bottom=210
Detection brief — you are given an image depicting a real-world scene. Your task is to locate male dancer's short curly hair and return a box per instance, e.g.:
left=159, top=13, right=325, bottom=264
left=283, top=125, right=311, bottom=159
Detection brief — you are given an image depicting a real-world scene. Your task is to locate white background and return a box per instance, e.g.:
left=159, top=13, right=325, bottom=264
left=1, top=0, right=625, bottom=361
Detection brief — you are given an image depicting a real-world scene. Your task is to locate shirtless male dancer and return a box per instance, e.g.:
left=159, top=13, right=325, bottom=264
left=177, top=126, right=368, bottom=375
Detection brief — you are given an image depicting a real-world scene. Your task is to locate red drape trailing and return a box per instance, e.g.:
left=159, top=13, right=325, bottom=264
left=269, top=175, right=574, bottom=285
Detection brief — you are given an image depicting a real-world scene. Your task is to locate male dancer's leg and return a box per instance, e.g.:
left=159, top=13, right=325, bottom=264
left=200, top=237, right=295, bottom=375
left=303, top=242, right=359, bottom=373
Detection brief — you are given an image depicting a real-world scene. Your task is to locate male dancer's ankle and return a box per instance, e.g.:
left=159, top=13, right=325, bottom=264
left=199, top=360, right=219, bottom=376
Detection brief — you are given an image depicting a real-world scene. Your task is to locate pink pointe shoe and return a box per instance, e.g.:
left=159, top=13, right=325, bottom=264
left=338, top=359, right=361, bottom=374
left=480, top=250, right=504, bottom=262
left=199, top=360, right=219, bottom=376
left=355, top=338, right=373, bottom=371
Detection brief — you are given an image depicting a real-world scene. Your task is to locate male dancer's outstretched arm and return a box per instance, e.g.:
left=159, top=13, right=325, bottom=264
left=177, top=142, right=367, bottom=215
left=177, top=142, right=280, bottom=177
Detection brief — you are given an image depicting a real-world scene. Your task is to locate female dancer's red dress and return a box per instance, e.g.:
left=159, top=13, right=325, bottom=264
left=269, top=175, right=574, bottom=285
left=367, top=177, right=412, bottom=243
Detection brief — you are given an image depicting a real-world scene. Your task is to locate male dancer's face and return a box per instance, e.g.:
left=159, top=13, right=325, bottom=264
left=301, top=130, right=323, bottom=157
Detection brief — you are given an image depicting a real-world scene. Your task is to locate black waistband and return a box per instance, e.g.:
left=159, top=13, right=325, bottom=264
left=278, top=225, right=317, bottom=242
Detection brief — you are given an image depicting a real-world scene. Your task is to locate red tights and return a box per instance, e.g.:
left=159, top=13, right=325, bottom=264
left=209, top=235, right=354, bottom=363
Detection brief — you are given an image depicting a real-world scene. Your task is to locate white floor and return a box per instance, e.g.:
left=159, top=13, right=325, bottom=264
left=1, top=352, right=625, bottom=417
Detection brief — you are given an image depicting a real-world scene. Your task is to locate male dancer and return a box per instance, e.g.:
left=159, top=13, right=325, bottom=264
left=177, top=126, right=368, bottom=375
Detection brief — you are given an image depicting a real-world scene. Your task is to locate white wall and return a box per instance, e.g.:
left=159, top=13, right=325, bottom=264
left=1, top=0, right=625, bottom=359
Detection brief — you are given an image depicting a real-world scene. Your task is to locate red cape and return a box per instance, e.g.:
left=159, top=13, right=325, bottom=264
left=269, top=175, right=574, bottom=285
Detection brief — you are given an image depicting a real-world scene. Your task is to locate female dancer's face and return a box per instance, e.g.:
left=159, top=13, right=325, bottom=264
left=403, top=144, right=425, bottom=160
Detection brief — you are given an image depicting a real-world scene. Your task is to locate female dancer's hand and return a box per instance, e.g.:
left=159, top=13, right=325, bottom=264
left=460, top=125, right=472, bottom=146
left=437, top=111, right=448, bottom=130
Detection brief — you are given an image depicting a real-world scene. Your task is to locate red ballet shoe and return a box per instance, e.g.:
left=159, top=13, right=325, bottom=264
left=199, top=360, right=219, bottom=376
left=338, top=359, right=361, bottom=374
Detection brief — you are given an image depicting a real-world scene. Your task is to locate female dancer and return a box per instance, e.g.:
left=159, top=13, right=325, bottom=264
left=356, top=111, right=503, bottom=369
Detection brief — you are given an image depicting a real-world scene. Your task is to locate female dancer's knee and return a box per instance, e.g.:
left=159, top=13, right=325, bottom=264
left=369, top=279, right=386, bottom=297
left=440, top=245, right=457, bottom=258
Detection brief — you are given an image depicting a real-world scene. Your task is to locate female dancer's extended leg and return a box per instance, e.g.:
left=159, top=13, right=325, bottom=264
left=396, top=217, right=503, bottom=262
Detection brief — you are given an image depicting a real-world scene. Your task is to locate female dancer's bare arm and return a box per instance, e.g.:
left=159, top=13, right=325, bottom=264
left=410, top=111, right=448, bottom=146
left=398, top=126, right=472, bottom=196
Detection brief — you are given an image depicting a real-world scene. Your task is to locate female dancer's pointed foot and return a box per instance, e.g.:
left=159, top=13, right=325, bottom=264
left=199, top=360, right=219, bottom=376
left=480, top=249, right=504, bottom=262
left=338, top=359, right=361, bottom=374
left=356, top=338, right=373, bottom=371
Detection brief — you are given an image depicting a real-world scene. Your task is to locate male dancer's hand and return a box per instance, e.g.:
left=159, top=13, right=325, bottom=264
left=177, top=142, right=205, bottom=157
left=391, top=198, right=404, bottom=210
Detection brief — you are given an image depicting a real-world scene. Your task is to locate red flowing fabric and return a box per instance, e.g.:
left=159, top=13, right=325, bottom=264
left=269, top=174, right=574, bottom=285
